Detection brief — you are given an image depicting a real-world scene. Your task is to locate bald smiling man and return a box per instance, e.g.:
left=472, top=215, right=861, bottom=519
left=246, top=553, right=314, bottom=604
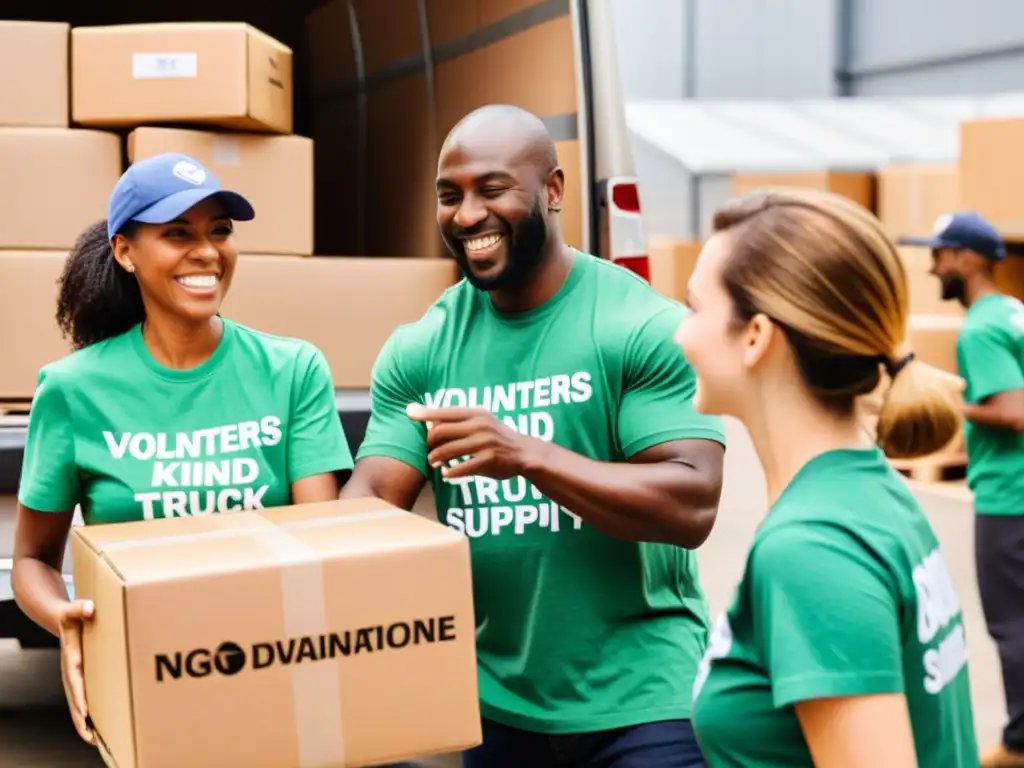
left=342, top=105, right=726, bottom=767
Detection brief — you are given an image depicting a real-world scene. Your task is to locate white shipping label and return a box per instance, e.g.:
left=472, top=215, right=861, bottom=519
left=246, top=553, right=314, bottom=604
left=132, top=53, right=198, bottom=79
left=211, top=135, right=242, bottom=166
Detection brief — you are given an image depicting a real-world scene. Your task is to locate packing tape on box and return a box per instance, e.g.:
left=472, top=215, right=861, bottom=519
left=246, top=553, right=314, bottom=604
left=100, top=509, right=407, bottom=551
left=101, top=507, right=409, bottom=767
left=249, top=513, right=346, bottom=768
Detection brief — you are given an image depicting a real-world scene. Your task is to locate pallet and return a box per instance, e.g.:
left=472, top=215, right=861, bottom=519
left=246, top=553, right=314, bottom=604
left=0, top=400, right=31, bottom=417
left=890, top=451, right=967, bottom=483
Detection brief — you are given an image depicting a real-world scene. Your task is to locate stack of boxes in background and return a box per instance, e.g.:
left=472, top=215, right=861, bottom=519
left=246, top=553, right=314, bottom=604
left=0, top=20, right=121, bottom=402
left=644, top=122, right=1024, bottom=479
left=0, top=18, right=460, bottom=406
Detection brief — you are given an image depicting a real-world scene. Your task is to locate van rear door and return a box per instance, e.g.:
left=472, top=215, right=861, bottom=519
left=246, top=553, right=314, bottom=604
left=307, top=0, right=647, bottom=278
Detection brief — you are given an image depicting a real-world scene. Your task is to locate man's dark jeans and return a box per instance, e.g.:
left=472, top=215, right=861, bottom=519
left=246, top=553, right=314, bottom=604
left=460, top=717, right=706, bottom=768
left=976, top=513, right=1024, bottom=751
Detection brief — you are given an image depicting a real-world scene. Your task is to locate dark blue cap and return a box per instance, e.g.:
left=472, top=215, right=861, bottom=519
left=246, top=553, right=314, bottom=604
left=898, top=211, right=1006, bottom=262
left=107, top=153, right=256, bottom=241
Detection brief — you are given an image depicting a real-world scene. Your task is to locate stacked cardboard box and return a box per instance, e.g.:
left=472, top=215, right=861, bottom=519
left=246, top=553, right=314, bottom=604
left=0, top=21, right=122, bottom=400
left=876, top=163, right=963, bottom=317
left=0, top=19, right=460, bottom=399
left=730, top=171, right=876, bottom=213
left=72, top=22, right=312, bottom=257
left=959, top=117, right=1024, bottom=302
left=647, top=236, right=702, bottom=302
left=3, top=18, right=480, bottom=765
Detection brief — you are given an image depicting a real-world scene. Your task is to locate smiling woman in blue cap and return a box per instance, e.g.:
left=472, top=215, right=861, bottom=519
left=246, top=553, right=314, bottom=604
left=10, top=153, right=353, bottom=746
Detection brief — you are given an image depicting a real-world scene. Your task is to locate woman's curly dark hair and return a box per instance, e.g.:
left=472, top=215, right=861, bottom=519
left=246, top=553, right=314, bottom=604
left=56, top=219, right=145, bottom=350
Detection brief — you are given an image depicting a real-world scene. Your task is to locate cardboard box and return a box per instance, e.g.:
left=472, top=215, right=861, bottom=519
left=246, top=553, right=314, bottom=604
left=0, top=21, right=70, bottom=127
left=959, top=118, right=1024, bottom=239
left=731, top=171, right=876, bottom=213
left=0, top=251, right=72, bottom=398
left=647, top=236, right=702, bottom=301
left=72, top=23, right=293, bottom=134
left=0, top=128, right=122, bottom=250
left=71, top=497, right=481, bottom=768
left=877, top=164, right=958, bottom=240
left=5, top=253, right=461, bottom=399
left=221, top=255, right=461, bottom=388
left=129, top=127, right=314, bottom=255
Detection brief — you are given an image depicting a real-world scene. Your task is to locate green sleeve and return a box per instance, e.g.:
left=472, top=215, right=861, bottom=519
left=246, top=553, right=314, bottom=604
left=286, top=345, right=353, bottom=482
left=751, top=522, right=905, bottom=708
left=18, top=366, right=80, bottom=512
left=355, top=329, right=429, bottom=475
left=957, top=325, right=1024, bottom=404
left=617, top=305, right=726, bottom=458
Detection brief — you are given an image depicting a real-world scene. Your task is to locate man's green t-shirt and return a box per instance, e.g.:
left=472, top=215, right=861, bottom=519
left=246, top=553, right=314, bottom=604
left=691, top=447, right=978, bottom=767
left=18, top=318, right=353, bottom=523
left=356, top=250, right=726, bottom=734
left=957, top=293, right=1024, bottom=516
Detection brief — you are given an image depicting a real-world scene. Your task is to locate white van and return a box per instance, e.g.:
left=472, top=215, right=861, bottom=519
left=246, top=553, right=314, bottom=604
left=0, top=0, right=649, bottom=647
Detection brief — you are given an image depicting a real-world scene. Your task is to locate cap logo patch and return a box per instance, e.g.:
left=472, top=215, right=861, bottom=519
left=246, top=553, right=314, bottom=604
left=932, top=213, right=953, bottom=234
left=172, top=161, right=206, bottom=186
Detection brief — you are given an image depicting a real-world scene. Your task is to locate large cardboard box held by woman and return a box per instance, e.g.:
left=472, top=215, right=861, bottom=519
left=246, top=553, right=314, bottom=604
left=70, top=497, right=481, bottom=767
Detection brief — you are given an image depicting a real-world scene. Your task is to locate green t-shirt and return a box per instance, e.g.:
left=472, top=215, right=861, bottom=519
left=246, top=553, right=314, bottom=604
left=957, top=293, right=1024, bottom=516
left=18, top=318, right=353, bottom=524
left=357, top=250, right=726, bottom=734
left=691, top=447, right=978, bottom=767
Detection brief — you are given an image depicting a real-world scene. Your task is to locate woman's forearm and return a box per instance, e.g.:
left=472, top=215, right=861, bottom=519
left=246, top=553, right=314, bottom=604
left=796, top=694, right=918, bottom=768
left=12, top=557, right=72, bottom=637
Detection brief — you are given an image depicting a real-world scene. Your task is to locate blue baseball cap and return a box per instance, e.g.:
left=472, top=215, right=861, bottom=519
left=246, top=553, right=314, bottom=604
left=106, top=153, right=256, bottom=241
left=897, top=211, right=1006, bottom=262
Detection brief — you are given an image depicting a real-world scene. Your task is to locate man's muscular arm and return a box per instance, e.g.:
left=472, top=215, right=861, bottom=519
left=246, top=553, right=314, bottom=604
left=413, top=405, right=723, bottom=548
left=520, top=435, right=723, bottom=547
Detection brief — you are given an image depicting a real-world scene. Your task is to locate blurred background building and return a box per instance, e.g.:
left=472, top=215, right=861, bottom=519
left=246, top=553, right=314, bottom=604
left=614, top=0, right=1024, bottom=239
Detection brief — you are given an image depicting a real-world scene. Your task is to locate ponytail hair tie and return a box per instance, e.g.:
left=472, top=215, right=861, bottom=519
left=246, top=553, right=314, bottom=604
left=884, top=351, right=916, bottom=379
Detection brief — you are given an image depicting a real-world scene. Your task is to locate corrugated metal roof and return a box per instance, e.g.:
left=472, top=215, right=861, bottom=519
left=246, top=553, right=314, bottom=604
left=627, top=92, right=1024, bottom=174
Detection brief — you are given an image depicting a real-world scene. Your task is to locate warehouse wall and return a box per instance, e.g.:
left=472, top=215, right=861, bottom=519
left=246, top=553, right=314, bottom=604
left=612, top=0, right=1024, bottom=101
left=690, top=0, right=839, bottom=99
left=845, top=0, right=1024, bottom=96
left=610, top=1, right=689, bottom=100
left=612, top=0, right=840, bottom=100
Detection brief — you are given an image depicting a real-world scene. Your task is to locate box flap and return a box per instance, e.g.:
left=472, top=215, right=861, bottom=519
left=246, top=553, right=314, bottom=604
left=69, top=498, right=463, bottom=584
left=72, top=21, right=252, bottom=37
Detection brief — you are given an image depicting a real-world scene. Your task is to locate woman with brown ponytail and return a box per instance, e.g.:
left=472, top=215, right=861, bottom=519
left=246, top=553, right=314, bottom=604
left=679, top=187, right=979, bottom=767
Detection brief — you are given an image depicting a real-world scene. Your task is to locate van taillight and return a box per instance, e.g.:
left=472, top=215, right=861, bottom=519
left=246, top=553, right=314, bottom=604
left=606, top=178, right=650, bottom=282
left=613, top=254, right=650, bottom=281
left=611, top=183, right=640, bottom=214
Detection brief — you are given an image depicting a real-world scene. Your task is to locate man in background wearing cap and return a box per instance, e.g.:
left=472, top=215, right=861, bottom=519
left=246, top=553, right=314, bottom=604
left=901, top=212, right=1024, bottom=767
